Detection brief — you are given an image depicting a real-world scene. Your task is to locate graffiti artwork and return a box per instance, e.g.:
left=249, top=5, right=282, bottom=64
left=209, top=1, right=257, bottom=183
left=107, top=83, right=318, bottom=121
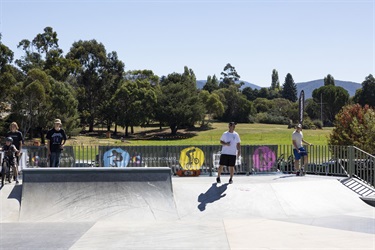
left=179, top=146, right=204, bottom=170
left=252, top=146, right=276, bottom=171
left=102, top=148, right=130, bottom=167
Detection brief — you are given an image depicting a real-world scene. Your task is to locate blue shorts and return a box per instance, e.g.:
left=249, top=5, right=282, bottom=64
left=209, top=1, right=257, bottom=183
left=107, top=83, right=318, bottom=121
left=293, top=147, right=307, bottom=160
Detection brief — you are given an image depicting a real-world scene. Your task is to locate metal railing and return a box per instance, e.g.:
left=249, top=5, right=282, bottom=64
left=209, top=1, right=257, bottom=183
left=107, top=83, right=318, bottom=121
left=18, top=144, right=375, bottom=188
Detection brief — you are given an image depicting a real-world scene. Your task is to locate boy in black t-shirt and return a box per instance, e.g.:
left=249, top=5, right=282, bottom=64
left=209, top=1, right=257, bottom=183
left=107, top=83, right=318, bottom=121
left=46, top=119, right=67, bottom=167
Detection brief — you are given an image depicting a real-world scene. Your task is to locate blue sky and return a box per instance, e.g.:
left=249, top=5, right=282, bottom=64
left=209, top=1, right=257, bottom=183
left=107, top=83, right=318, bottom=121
left=0, top=0, right=373, bottom=87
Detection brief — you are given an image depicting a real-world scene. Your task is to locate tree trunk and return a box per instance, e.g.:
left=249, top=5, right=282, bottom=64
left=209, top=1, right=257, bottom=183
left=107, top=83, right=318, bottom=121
left=170, top=125, right=178, bottom=135
left=114, top=124, right=118, bottom=135
left=89, top=122, right=94, bottom=132
left=125, top=125, right=129, bottom=137
left=38, top=127, right=46, bottom=145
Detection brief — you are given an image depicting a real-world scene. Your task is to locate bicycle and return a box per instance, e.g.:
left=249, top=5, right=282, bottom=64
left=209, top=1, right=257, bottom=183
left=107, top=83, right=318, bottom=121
left=1, top=155, right=13, bottom=186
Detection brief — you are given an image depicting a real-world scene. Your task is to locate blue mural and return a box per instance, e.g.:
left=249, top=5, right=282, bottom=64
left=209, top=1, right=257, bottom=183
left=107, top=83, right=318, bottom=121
left=102, top=147, right=130, bottom=167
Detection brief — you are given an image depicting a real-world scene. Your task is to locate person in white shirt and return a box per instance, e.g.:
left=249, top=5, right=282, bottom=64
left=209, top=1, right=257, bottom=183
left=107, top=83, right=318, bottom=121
left=217, top=122, right=241, bottom=184
left=292, top=124, right=312, bottom=176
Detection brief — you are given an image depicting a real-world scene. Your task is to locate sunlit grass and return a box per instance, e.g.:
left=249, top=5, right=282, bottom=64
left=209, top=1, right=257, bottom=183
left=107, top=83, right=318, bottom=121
left=67, top=123, right=333, bottom=146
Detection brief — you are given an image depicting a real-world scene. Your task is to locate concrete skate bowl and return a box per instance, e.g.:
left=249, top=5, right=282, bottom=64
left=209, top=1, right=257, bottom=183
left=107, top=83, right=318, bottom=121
left=19, top=167, right=178, bottom=222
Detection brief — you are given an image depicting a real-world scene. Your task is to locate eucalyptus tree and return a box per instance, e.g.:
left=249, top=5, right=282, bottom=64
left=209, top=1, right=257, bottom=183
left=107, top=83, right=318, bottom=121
left=215, top=85, right=254, bottom=123
left=98, top=51, right=125, bottom=132
left=66, top=39, right=117, bottom=132
left=0, top=35, right=18, bottom=111
left=198, top=90, right=224, bottom=124
left=155, top=67, right=205, bottom=134
left=219, top=63, right=242, bottom=89
left=15, top=26, right=59, bottom=73
left=111, top=70, right=158, bottom=136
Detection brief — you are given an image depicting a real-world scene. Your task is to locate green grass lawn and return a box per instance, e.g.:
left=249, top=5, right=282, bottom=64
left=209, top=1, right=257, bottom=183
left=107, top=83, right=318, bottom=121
left=68, top=123, right=333, bottom=146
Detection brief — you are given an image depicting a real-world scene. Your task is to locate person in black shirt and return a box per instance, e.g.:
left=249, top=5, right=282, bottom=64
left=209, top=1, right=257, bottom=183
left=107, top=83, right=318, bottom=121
left=6, top=122, right=24, bottom=182
left=46, top=119, right=67, bottom=167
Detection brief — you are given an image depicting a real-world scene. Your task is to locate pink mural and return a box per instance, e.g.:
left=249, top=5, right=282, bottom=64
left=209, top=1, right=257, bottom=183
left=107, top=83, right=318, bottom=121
left=252, top=146, right=276, bottom=171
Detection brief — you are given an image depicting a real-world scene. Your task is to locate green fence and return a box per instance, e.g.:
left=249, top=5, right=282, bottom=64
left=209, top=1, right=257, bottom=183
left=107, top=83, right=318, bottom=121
left=20, top=144, right=374, bottom=188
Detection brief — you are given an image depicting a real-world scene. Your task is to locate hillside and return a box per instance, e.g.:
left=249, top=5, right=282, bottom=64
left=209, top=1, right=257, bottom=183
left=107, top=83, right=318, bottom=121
left=196, top=80, right=261, bottom=90
left=196, top=79, right=361, bottom=98
left=296, top=79, right=361, bottom=98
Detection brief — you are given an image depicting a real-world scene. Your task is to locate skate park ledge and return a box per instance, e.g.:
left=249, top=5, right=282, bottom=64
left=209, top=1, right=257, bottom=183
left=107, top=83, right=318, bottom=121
left=21, top=167, right=172, bottom=182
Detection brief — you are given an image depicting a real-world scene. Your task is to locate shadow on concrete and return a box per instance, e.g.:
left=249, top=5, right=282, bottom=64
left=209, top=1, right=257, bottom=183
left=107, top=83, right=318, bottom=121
left=197, top=183, right=228, bottom=211
left=8, top=184, right=22, bottom=205
left=273, top=174, right=297, bottom=180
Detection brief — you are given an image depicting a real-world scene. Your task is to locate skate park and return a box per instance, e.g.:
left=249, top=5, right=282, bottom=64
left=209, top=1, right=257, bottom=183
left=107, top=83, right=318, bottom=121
left=0, top=166, right=374, bottom=250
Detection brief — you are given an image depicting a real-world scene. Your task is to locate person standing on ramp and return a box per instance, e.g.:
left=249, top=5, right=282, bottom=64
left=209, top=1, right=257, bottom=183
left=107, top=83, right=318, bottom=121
left=46, top=119, right=67, bottom=167
left=217, top=122, right=241, bottom=184
left=292, top=124, right=312, bottom=176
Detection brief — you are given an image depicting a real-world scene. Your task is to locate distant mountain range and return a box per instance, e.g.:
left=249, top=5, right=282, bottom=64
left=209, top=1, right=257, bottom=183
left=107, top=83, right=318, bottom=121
left=196, top=79, right=362, bottom=99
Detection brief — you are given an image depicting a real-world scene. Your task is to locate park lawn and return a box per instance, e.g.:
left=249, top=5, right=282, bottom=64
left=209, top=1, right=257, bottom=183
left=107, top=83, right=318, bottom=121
left=67, top=123, right=333, bottom=146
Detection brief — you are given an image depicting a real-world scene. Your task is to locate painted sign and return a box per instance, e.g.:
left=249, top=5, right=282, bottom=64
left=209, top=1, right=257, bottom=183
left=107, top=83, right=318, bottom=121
left=102, top=147, right=130, bottom=167
left=179, top=146, right=205, bottom=170
left=252, top=146, right=276, bottom=171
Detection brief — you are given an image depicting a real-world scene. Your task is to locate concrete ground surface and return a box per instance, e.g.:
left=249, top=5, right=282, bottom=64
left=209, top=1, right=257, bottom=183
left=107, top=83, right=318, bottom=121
left=0, top=170, right=374, bottom=250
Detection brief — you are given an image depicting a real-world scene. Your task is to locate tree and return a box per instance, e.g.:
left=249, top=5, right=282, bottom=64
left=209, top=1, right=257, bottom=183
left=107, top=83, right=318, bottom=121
left=98, top=51, right=125, bottom=132
left=0, top=34, right=14, bottom=73
left=324, top=74, right=335, bottom=86
left=353, top=74, right=375, bottom=108
left=215, top=85, right=255, bottom=123
left=312, top=85, right=350, bottom=125
left=15, top=27, right=60, bottom=73
left=155, top=67, right=205, bottom=134
left=281, top=73, right=297, bottom=102
left=203, top=74, right=219, bottom=93
left=0, top=35, right=17, bottom=110
left=199, top=90, right=224, bottom=123
left=112, top=77, right=157, bottom=136
left=305, top=98, right=320, bottom=121
left=271, top=69, right=280, bottom=90
left=257, top=87, right=270, bottom=99
left=329, top=104, right=375, bottom=154
left=219, top=63, right=242, bottom=88
left=242, top=87, right=258, bottom=101
left=15, top=27, right=79, bottom=81
left=10, top=69, right=50, bottom=141
left=66, top=39, right=109, bottom=132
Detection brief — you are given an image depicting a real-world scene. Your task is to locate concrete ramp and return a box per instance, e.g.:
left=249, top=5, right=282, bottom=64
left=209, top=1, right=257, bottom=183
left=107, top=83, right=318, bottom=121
left=20, top=168, right=178, bottom=222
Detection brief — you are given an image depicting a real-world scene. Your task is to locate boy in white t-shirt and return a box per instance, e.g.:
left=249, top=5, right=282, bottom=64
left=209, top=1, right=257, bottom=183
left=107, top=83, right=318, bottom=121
left=217, top=122, right=241, bottom=184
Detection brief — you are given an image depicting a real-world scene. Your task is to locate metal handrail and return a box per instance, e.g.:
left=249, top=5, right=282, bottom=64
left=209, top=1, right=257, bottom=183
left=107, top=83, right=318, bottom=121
left=16, top=144, right=374, bottom=188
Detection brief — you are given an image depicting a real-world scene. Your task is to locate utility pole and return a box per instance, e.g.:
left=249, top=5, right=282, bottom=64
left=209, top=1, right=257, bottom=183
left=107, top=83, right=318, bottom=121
left=319, top=93, right=325, bottom=125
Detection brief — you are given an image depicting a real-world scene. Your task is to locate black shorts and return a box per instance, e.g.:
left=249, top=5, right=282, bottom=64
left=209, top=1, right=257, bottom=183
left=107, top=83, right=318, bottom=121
left=219, top=154, right=236, bottom=167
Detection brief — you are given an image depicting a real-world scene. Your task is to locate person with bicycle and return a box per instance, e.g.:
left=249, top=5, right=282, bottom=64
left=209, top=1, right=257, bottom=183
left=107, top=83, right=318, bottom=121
left=6, top=122, right=24, bottom=183
left=292, top=124, right=312, bottom=176
left=0, top=137, right=19, bottom=186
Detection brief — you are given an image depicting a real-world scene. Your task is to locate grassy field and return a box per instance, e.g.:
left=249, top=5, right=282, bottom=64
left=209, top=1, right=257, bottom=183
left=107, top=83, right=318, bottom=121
left=67, top=123, right=333, bottom=146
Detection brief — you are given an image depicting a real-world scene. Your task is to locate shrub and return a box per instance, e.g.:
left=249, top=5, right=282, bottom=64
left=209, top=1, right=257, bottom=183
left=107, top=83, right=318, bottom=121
left=255, top=113, right=290, bottom=125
